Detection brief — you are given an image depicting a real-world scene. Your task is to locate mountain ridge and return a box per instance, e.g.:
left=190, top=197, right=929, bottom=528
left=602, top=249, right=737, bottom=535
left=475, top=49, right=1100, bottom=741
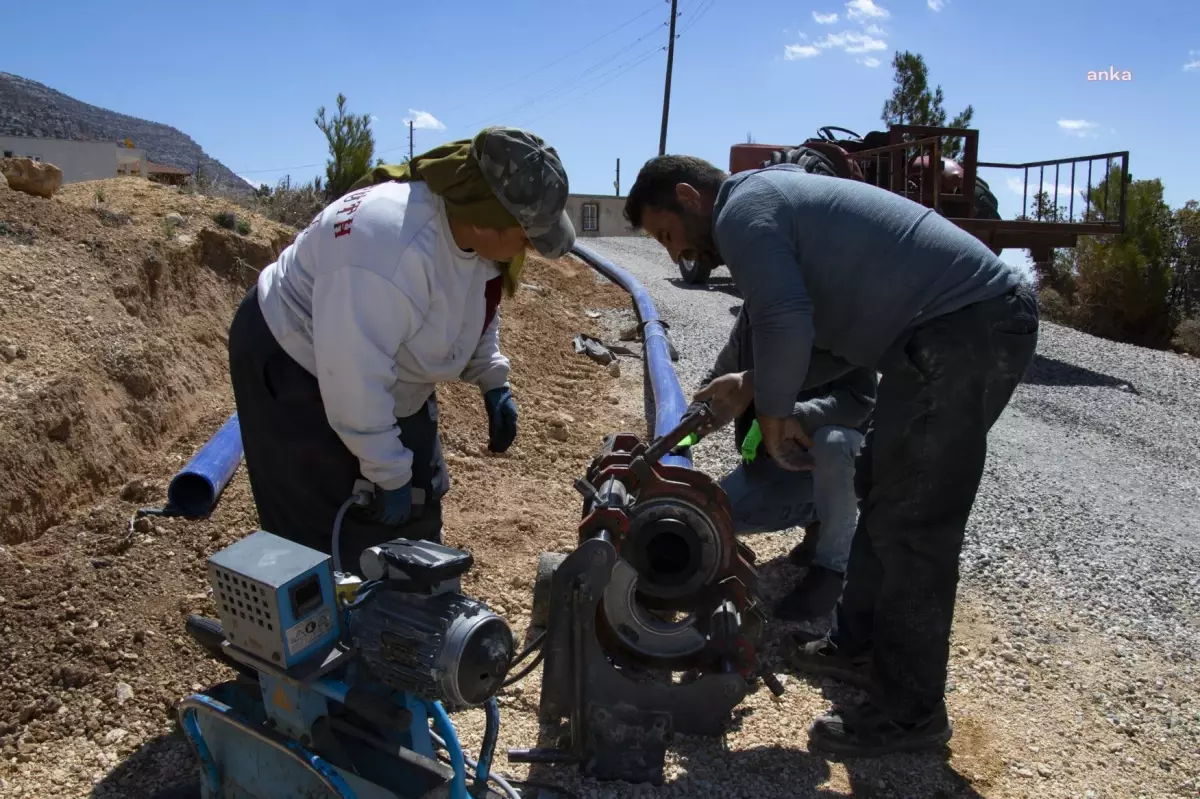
left=0, top=72, right=248, bottom=193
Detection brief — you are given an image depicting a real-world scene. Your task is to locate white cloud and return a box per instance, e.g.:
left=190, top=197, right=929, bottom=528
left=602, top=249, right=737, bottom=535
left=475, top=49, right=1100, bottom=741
left=370, top=115, right=380, bottom=123
left=1185, top=50, right=1200, bottom=71
left=817, top=30, right=887, bottom=53
left=785, top=44, right=822, bottom=59
left=846, top=0, right=889, bottom=21
left=858, top=56, right=882, bottom=67
left=1057, top=119, right=1100, bottom=138
left=239, top=174, right=265, bottom=188
left=865, top=23, right=886, bottom=34
left=928, top=0, right=945, bottom=10
left=813, top=11, right=839, bottom=23
left=403, top=109, right=446, bottom=131
left=1005, top=176, right=1081, bottom=202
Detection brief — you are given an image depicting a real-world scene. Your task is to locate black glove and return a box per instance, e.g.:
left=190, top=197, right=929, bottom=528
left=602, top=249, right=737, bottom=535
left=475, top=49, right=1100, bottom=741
left=483, top=387, right=518, bottom=453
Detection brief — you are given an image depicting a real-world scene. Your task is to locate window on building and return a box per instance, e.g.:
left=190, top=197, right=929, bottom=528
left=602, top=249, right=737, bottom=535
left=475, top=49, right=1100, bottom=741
left=2, top=151, right=12, bottom=158
left=581, top=202, right=599, bottom=232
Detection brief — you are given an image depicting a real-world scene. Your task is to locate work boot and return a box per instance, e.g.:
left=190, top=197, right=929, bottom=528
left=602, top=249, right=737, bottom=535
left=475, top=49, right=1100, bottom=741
left=808, top=700, right=952, bottom=757
left=787, top=522, right=822, bottom=567
left=773, top=565, right=844, bottom=622
left=787, top=636, right=873, bottom=689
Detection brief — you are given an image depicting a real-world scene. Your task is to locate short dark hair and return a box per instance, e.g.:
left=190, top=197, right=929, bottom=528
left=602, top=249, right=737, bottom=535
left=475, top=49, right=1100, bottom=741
left=623, top=155, right=728, bottom=228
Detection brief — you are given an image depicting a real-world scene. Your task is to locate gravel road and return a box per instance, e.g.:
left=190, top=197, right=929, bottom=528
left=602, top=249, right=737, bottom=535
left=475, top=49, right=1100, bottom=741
left=582, top=236, right=1200, bottom=796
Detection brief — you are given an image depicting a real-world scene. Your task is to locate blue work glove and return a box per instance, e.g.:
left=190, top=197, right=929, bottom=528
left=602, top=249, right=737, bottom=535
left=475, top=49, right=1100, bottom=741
left=483, top=386, right=518, bottom=453
left=374, top=483, right=412, bottom=526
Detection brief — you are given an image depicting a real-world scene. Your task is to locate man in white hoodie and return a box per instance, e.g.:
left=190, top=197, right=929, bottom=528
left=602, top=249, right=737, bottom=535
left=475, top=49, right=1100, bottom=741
left=227, top=127, right=574, bottom=571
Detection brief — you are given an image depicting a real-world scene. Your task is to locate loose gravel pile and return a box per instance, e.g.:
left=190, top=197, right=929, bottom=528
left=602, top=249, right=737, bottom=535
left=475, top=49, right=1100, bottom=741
left=582, top=236, right=1200, bottom=798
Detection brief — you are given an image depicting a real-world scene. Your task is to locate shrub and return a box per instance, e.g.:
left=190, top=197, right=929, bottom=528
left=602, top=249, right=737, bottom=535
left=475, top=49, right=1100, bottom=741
left=213, top=211, right=237, bottom=230
left=236, top=218, right=251, bottom=236
left=1037, top=288, right=1073, bottom=325
left=1173, top=318, right=1200, bottom=356
left=244, top=177, right=327, bottom=230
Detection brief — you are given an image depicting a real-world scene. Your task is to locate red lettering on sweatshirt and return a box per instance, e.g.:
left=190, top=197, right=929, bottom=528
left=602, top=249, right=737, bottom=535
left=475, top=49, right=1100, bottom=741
left=337, top=201, right=361, bottom=216
left=333, top=219, right=353, bottom=238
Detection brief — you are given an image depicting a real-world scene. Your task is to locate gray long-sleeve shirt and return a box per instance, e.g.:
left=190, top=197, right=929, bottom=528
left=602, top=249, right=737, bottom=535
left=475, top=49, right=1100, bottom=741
left=712, top=165, right=1023, bottom=418
left=702, top=305, right=877, bottom=435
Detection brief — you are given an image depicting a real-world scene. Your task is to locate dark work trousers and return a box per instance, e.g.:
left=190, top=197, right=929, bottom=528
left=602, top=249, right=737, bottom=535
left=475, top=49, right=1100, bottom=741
left=831, top=284, right=1039, bottom=724
left=227, top=285, right=449, bottom=574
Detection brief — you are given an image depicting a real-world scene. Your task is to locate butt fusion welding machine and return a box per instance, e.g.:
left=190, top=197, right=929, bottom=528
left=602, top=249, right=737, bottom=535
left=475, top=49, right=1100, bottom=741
left=179, top=531, right=524, bottom=799
left=176, top=399, right=779, bottom=795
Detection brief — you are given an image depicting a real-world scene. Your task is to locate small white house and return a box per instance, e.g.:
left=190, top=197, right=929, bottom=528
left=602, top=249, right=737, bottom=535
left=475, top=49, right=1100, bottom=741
left=0, top=135, right=148, bottom=184
left=564, top=194, right=637, bottom=238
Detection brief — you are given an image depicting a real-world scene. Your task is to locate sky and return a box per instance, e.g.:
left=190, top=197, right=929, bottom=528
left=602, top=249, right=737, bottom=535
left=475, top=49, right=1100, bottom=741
left=4, top=0, right=1197, bottom=270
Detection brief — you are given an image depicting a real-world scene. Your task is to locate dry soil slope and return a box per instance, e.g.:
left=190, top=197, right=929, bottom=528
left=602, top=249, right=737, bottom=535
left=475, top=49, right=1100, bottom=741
left=0, top=177, right=293, bottom=545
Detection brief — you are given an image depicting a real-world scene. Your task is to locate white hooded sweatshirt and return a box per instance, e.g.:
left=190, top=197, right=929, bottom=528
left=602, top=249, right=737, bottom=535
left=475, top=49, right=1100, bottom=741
left=255, top=181, right=510, bottom=491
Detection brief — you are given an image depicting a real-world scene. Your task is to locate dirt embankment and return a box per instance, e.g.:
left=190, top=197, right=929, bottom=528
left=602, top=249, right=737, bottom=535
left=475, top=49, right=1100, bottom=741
left=0, top=178, right=294, bottom=545
left=0, top=177, right=637, bottom=797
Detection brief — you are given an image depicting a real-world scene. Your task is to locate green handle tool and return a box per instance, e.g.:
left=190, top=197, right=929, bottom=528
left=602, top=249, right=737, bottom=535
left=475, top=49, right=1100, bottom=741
left=673, top=420, right=763, bottom=463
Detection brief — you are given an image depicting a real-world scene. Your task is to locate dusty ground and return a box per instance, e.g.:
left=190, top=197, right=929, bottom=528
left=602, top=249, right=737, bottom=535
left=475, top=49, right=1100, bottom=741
left=0, top=178, right=640, bottom=798
left=1, top=181, right=1196, bottom=799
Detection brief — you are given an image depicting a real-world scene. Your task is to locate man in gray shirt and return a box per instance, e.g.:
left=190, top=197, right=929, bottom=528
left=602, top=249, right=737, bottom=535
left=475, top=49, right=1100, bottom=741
left=624, top=156, right=1038, bottom=758
left=698, top=304, right=878, bottom=621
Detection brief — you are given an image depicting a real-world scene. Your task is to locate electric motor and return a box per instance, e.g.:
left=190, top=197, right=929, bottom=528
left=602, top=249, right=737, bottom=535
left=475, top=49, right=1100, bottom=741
left=350, top=589, right=514, bottom=708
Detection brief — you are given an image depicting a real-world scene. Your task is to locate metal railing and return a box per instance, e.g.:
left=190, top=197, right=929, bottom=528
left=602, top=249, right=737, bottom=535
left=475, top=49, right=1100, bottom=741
left=977, top=150, right=1129, bottom=232
left=848, top=136, right=945, bottom=209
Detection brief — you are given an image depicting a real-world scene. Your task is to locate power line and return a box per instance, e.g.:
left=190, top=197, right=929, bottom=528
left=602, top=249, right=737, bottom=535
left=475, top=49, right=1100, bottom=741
left=519, top=45, right=666, bottom=128
left=237, top=4, right=665, bottom=175
left=435, top=0, right=664, bottom=118
left=454, top=20, right=668, bottom=134
left=677, top=0, right=718, bottom=36
left=238, top=160, right=325, bottom=176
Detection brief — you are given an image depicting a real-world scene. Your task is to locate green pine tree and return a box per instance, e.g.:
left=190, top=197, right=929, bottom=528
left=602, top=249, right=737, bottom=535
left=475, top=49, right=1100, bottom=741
left=314, top=94, right=376, bottom=201
left=881, top=51, right=974, bottom=160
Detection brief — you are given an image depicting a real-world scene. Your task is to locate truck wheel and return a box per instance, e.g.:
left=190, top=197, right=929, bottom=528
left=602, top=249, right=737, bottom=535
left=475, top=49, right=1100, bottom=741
left=678, top=257, right=713, bottom=285
left=531, top=551, right=568, bottom=628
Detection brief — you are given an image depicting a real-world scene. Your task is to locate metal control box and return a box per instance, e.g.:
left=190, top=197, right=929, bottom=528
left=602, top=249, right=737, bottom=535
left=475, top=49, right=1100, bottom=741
left=207, top=531, right=340, bottom=670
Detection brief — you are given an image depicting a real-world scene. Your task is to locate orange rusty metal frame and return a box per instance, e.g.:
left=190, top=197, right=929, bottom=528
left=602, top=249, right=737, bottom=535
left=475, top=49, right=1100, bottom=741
left=887, top=125, right=980, bottom=219
left=847, top=135, right=943, bottom=210
left=726, top=123, right=1129, bottom=255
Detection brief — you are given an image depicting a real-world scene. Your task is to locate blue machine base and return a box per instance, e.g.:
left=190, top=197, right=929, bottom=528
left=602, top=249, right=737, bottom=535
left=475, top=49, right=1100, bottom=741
left=178, top=681, right=483, bottom=799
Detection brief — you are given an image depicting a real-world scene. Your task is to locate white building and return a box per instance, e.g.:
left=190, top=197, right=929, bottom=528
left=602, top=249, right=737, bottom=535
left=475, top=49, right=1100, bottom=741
left=0, top=135, right=149, bottom=183
left=564, top=194, right=637, bottom=238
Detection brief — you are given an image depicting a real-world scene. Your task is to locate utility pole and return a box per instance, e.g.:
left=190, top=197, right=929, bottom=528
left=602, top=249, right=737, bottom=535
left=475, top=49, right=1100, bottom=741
left=658, top=0, right=678, bottom=156
left=614, top=158, right=620, bottom=196
left=408, top=121, right=415, bottom=162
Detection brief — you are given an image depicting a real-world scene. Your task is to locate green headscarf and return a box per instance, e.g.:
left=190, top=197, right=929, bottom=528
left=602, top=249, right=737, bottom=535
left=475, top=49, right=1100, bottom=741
left=350, top=134, right=526, bottom=296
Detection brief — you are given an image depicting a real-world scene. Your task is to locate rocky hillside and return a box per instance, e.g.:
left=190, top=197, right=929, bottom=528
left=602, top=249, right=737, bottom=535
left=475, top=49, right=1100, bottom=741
left=0, top=73, right=247, bottom=194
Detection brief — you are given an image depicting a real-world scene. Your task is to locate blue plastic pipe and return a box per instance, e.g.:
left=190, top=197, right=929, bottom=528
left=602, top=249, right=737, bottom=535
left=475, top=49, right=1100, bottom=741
left=177, top=245, right=693, bottom=509
left=167, top=413, right=244, bottom=518
left=570, top=243, right=692, bottom=469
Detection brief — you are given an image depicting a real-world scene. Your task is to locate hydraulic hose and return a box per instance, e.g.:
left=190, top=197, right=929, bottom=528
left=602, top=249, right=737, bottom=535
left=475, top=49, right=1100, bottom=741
left=570, top=243, right=692, bottom=469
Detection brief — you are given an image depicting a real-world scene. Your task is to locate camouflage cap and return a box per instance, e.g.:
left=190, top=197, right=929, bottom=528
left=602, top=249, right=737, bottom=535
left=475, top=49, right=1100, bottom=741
left=472, top=126, right=575, bottom=258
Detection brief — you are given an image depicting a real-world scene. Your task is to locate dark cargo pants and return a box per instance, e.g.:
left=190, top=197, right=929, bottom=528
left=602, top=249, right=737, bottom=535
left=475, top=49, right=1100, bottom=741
left=831, top=284, right=1039, bottom=723
left=227, top=285, right=448, bottom=574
